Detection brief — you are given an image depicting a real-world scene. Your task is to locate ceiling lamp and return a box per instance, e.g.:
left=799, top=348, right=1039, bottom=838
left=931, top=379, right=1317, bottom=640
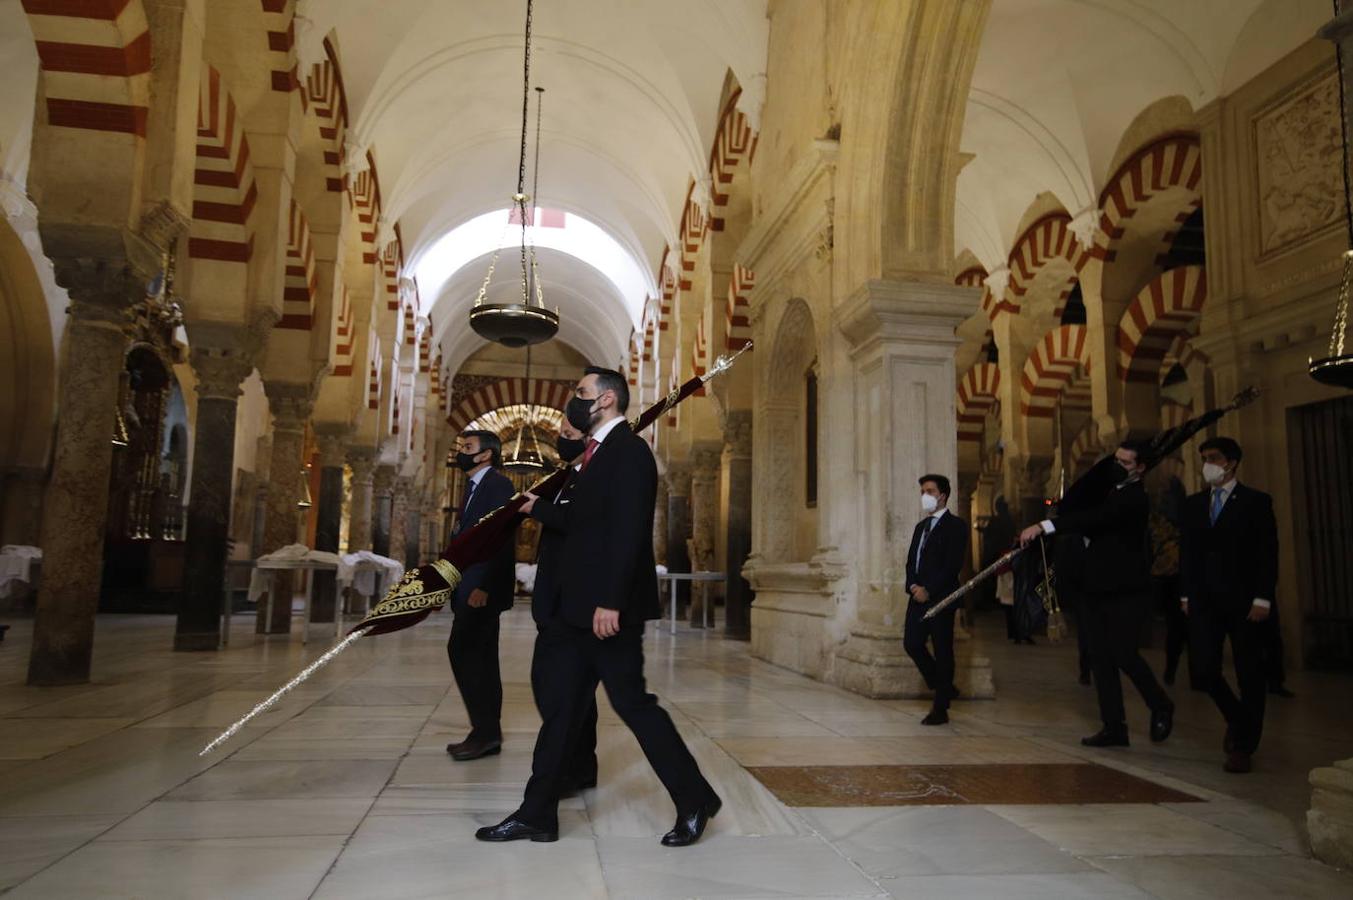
left=469, top=0, right=559, bottom=349
left=1311, top=7, right=1353, bottom=389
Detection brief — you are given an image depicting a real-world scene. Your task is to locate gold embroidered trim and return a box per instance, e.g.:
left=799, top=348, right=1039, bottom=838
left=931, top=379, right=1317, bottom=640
left=431, top=559, right=461, bottom=587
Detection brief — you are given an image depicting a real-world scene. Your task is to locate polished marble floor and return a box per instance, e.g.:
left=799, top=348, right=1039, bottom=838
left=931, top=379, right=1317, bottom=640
left=0, top=607, right=1351, bottom=899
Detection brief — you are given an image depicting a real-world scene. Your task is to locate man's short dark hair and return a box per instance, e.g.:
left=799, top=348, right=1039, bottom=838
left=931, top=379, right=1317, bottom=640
left=585, top=366, right=629, bottom=414
left=1118, top=439, right=1151, bottom=463
left=1199, top=436, right=1243, bottom=464
left=460, top=429, right=501, bottom=468
left=919, top=473, right=951, bottom=499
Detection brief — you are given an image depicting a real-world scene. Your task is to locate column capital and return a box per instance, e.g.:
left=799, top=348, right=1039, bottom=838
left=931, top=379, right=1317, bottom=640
left=835, top=278, right=977, bottom=358
left=54, top=258, right=144, bottom=330
left=314, top=427, right=351, bottom=469
left=189, top=345, right=256, bottom=402
left=263, top=381, right=315, bottom=433
left=690, top=442, right=722, bottom=486
left=664, top=460, right=693, bottom=495
left=347, top=447, right=376, bottom=482
left=373, top=464, right=397, bottom=496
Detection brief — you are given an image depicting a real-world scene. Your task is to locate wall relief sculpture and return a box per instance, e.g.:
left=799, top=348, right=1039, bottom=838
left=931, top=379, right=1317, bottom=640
left=1255, top=69, right=1343, bottom=257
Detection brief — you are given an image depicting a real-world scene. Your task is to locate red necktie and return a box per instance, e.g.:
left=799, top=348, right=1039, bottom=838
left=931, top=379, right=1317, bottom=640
left=581, top=438, right=600, bottom=471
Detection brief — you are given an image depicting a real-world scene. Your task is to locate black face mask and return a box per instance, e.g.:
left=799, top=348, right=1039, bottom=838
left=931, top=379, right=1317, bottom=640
left=556, top=436, right=586, bottom=463
left=565, top=396, right=596, bottom=432
left=455, top=451, right=484, bottom=472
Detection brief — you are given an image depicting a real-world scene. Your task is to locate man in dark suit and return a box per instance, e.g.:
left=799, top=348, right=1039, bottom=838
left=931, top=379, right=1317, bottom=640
left=476, top=367, right=719, bottom=846
left=527, top=417, right=598, bottom=794
left=1181, top=437, right=1278, bottom=773
left=444, top=430, right=517, bottom=762
left=902, top=474, right=969, bottom=726
left=1021, top=440, right=1174, bottom=747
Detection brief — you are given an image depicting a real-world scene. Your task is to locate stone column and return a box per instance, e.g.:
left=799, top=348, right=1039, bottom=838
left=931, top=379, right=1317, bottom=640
left=830, top=279, right=992, bottom=698
left=688, top=443, right=721, bottom=627
left=722, top=410, right=754, bottom=639
left=372, top=464, right=395, bottom=557
left=174, top=341, right=254, bottom=650
left=257, top=382, right=312, bottom=634
left=665, top=461, right=692, bottom=611
left=653, top=477, right=669, bottom=567
left=310, top=428, right=348, bottom=623
left=27, top=261, right=138, bottom=685
left=347, top=448, right=375, bottom=552
left=389, top=475, right=411, bottom=567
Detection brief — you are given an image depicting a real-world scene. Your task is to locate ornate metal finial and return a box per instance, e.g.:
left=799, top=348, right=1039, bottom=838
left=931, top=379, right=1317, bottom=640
left=701, top=339, right=753, bottom=384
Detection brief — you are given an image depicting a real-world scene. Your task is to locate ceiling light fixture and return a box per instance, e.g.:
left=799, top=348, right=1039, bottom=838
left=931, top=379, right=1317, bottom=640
left=469, top=0, right=559, bottom=349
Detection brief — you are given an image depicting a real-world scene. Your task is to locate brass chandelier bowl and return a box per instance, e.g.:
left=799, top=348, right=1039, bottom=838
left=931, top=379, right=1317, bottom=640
left=469, top=302, right=558, bottom=348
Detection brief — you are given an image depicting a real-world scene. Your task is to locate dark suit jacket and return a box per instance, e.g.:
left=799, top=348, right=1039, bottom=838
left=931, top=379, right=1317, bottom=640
left=530, top=421, right=661, bottom=629
left=451, top=467, right=517, bottom=613
left=1052, top=480, right=1151, bottom=597
left=530, top=469, right=575, bottom=625
left=1180, top=482, right=1278, bottom=617
left=905, top=510, right=968, bottom=609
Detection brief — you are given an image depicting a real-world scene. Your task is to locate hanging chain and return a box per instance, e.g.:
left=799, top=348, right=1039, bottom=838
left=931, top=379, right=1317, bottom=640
left=516, top=0, right=535, bottom=306
left=1332, top=0, right=1352, bottom=357
left=530, top=86, right=545, bottom=308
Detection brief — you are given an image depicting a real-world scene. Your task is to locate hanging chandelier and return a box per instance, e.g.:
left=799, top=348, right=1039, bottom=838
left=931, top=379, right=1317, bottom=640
left=1311, top=3, right=1353, bottom=388
left=469, top=0, right=559, bottom=348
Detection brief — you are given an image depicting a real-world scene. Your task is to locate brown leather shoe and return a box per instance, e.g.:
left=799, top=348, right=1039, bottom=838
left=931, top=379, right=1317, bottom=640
left=1224, top=751, right=1253, bottom=774
left=445, top=735, right=472, bottom=755
left=451, top=737, right=502, bottom=761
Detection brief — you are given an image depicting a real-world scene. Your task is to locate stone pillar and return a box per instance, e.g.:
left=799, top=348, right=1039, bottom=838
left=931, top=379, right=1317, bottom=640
left=257, top=383, right=312, bottom=634
left=653, top=477, right=669, bottom=567
left=372, top=464, right=395, bottom=557
left=665, top=461, right=692, bottom=611
left=27, top=261, right=138, bottom=685
left=688, top=443, right=721, bottom=627
left=722, top=410, right=754, bottom=639
left=830, top=279, right=993, bottom=698
left=310, top=429, right=347, bottom=623
left=389, top=475, right=411, bottom=567
left=174, top=341, right=254, bottom=650
left=347, top=448, right=375, bottom=552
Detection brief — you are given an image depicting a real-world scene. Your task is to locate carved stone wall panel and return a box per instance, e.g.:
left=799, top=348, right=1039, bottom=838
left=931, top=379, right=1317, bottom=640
left=1255, top=69, right=1343, bottom=257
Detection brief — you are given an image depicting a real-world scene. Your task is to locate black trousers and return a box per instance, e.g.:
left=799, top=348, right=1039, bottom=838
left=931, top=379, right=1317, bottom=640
left=530, top=625, right=598, bottom=785
left=1082, top=591, right=1171, bottom=730
left=903, top=601, right=956, bottom=710
left=517, top=621, right=714, bottom=830
left=1155, top=574, right=1190, bottom=683
left=1262, top=604, right=1287, bottom=690
left=1191, top=601, right=1267, bottom=754
left=447, top=606, right=503, bottom=742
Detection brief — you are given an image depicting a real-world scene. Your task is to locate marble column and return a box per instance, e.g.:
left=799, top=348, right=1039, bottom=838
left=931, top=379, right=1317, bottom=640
left=688, top=443, right=721, bottom=627
left=665, top=461, right=692, bottom=611
left=653, top=477, right=669, bottom=567
left=310, top=429, right=348, bottom=623
left=830, top=279, right=992, bottom=698
left=347, top=449, right=375, bottom=552
left=372, top=464, right=395, bottom=557
left=174, top=341, right=254, bottom=650
left=257, top=383, right=312, bottom=634
left=722, top=410, right=754, bottom=639
left=389, top=475, right=412, bottom=567
left=27, top=261, right=139, bottom=685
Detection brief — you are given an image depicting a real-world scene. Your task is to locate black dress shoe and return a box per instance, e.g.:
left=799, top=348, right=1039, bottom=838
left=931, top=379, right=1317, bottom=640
left=661, top=795, right=721, bottom=847
left=921, top=709, right=949, bottom=726
left=475, top=816, right=558, bottom=843
left=445, top=736, right=472, bottom=755
left=1150, top=704, right=1174, bottom=743
left=451, top=738, right=502, bottom=761
left=1081, top=728, right=1130, bottom=747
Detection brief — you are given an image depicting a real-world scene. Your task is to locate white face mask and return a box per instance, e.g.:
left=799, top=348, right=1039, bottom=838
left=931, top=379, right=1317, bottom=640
left=1202, top=462, right=1228, bottom=486
left=920, top=493, right=939, bottom=513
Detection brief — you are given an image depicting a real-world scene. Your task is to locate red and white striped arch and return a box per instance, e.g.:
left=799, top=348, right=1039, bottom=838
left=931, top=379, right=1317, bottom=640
left=666, top=366, right=680, bottom=428
left=330, top=286, right=354, bottom=376
left=417, top=322, right=430, bottom=373
left=22, top=0, right=151, bottom=137
left=348, top=154, right=381, bottom=264
left=1069, top=420, right=1102, bottom=474
left=260, top=0, right=296, bottom=95
left=189, top=65, right=256, bottom=264
left=305, top=37, right=348, bottom=194
left=957, top=363, right=1000, bottom=444
left=690, top=315, right=707, bottom=396
left=381, top=243, right=401, bottom=312
left=955, top=264, right=992, bottom=315
left=725, top=264, right=753, bottom=351
left=642, top=310, right=656, bottom=362
left=1091, top=133, right=1203, bottom=262
left=626, top=333, right=641, bottom=386
left=1117, top=265, right=1207, bottom=384
left=1001, top=212, right=1088, bottom=320
left=707, top=89, right=757, bottom=230
left=1020, top=324, right=1092, bottom=418
left=278, top=199, right=316, bottom=329
left=658, top=257, right=677, bottom=333
left=446, top=378, right=575, bottom=435
left=401, top=299, right=416, bottom=349
left=677, top=186, right=706, bottom=290
left=366, top=334, right=381, bottom=410
left=1161, top=328, right=1209, bottom=382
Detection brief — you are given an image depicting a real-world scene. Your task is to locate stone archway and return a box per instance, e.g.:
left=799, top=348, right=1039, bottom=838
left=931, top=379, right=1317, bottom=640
left=758, top=298, right=818, bottom=564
